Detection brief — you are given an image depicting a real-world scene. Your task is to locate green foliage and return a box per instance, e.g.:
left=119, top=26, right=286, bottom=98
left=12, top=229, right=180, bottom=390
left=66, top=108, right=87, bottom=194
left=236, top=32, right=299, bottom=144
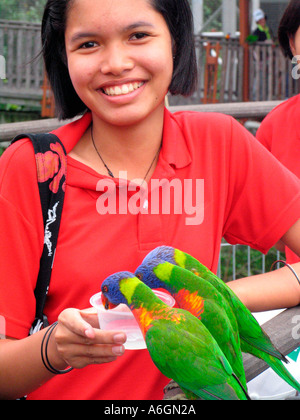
left=0, top=0, right=46, bottom=22
left=246, top=34, right=259, bottom=45
left=204, top=0, right=222, bottom=31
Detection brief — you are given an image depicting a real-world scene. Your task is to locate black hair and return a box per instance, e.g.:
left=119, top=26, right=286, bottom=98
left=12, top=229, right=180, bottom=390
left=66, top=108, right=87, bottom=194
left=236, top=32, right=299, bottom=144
left=41, top=0, right=198, bottom=120
left=278, top=0, right=300, bottom=59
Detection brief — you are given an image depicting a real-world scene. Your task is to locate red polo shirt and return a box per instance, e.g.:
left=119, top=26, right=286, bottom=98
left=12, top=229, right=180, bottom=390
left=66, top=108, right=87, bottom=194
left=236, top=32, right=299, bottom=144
left=257, top=95, right=300, bottom=263
left=1, top=109, right=300, bottom=400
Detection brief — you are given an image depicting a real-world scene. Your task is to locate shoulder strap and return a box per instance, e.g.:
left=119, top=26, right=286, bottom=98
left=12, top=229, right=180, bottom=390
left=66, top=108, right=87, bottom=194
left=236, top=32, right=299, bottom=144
left=12, top=133, right=67, bottom=334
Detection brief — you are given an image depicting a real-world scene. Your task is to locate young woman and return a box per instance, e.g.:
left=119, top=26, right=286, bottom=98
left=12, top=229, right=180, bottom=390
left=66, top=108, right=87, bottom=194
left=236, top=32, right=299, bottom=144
left=256, top=0, right=300, bottom=264
left=0, top=0, right=300, bottom=400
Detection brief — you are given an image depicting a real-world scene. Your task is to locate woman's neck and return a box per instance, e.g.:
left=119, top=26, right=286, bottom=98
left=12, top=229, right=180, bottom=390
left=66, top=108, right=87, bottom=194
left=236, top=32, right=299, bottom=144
left=69, top=103, right=165, bottom=181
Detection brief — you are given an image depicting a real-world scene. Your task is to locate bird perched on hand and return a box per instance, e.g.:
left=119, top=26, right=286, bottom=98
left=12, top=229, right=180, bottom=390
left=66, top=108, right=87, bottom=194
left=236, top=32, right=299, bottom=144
left=101, top=272, right=250, bottom=401
left=137, top=246, right=300, bottom=393
left=135, top=257, right=247, bottom=388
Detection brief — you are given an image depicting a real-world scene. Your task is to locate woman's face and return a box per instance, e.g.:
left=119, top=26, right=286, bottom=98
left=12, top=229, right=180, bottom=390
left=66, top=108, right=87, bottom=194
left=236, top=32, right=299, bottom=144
left=64, top=0, right=173, bottom=127
left=289, top=26, right=300, bottom=57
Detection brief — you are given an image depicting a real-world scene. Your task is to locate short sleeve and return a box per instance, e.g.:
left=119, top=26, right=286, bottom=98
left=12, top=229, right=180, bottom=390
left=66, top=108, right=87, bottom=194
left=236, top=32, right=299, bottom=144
left=223, top=117, right=300, bottom=253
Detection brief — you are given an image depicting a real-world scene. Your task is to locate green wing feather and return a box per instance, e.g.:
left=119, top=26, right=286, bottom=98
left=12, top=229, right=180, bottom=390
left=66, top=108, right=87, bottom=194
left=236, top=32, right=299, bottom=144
left=154, top=262, right=247, bottom=388
left=175, top=249, right=300, bottom=392
left=145, top=315, right=248, bottom=401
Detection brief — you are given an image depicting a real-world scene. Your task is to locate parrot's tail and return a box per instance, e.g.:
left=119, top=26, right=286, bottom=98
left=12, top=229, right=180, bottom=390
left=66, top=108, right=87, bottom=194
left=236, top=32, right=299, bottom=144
left=267, top=356, right=300, bottom=393
left=243, top=340, right=300, bottom=392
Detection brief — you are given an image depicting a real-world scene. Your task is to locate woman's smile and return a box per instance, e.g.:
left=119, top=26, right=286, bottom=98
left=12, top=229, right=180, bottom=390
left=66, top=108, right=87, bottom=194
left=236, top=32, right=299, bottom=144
left=100, top=81, right=145, bottom=97
left=65, top=0, right=173, bottom=127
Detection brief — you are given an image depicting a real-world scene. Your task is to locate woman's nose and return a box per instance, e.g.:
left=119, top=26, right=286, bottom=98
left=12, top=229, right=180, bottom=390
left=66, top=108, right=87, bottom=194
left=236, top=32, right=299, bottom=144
left=100, top=43, right=134, bottom=75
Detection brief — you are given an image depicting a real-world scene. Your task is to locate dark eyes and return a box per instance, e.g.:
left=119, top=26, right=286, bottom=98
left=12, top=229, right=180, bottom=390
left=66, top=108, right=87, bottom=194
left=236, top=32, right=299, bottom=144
left=79, top=33, right=149, bottom=49
left=79, top=41, right=98, bottom=49
left=136, top=273, right=143, bottom=280
left=130, top=32, right=149, bottom=41
left=103, top=285, right=109, bottom=293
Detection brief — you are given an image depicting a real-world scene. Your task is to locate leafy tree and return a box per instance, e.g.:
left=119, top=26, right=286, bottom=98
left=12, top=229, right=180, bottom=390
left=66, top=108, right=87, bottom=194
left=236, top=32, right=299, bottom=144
left=204, top=0, right=222, bottom=31
left=0, top=0, right=46, bottom=22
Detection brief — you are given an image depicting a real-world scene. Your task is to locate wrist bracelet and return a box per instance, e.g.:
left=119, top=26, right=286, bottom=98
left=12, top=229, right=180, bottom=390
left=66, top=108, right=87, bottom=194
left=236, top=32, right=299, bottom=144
left=41, top=322, right=73, bottom=375
left=271, top=260, right=300, bottom=286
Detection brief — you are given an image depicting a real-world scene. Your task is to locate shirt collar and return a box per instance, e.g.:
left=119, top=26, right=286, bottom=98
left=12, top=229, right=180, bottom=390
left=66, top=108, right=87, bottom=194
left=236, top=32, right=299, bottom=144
left=161, top=108, right=192, bottom=169
left=52, top=112, right=92, bottom=153
left=52, top=108, right=192, bottom=170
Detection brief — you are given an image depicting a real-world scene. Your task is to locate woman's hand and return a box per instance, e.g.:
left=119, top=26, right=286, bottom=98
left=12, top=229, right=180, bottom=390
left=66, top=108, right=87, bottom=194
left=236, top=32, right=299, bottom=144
left=50, top=308, right=127, bottom=370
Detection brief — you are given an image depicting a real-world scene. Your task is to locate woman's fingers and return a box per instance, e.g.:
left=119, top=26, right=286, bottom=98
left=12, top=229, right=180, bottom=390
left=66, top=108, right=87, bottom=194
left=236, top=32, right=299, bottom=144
left=53, top=308, right=127, bottom=369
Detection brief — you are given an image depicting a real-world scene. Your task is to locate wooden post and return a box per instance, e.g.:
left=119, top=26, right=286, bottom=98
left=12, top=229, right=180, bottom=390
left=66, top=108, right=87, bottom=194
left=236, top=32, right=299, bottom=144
left=41, top=72, right=56, bottom=118
left=203, top=42, right=221, bottom=104
left=240, top=0, right=250, bottom=102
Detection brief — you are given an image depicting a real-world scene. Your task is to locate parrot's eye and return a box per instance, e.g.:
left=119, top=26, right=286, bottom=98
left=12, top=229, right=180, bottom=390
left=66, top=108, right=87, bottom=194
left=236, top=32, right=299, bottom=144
left=103, top=285, right=109, bottom=293
left=136, top=273, right=143, bottom=280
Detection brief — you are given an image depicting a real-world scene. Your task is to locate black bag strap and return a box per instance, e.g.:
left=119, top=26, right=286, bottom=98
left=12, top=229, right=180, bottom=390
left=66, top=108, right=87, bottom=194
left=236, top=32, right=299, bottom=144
left=12, top=133, right=67, bottom=334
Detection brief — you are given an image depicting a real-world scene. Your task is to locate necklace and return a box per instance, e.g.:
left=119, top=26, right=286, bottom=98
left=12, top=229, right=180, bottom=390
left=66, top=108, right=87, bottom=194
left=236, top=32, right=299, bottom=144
left=91, top=124, right=161, bottom=185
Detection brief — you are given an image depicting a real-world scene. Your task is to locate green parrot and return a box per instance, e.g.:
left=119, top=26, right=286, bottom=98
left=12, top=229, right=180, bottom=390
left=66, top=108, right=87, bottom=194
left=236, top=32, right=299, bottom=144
left=136, top=246, right=300, bottom=393
left=135, top=258, right=247, bottom=389
left=101, top=272, right=250, bottom=401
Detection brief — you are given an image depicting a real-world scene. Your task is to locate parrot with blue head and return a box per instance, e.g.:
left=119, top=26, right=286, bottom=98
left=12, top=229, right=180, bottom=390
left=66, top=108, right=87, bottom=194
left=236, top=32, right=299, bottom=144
left=136, top=246, right=300, bottom=393
left=101, top=271, right=250, bottom=401
left=135, top=257, right=246, bottom=388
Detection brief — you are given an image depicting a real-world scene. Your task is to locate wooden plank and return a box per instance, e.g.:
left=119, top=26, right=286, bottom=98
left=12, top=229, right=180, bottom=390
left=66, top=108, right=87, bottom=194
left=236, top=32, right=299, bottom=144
left=239, top=0, right=250, bottom=101
left=268, top=45, right=273, bottom=101
left=16, top=28, right=23, bottom=89
left=169, top=100, right=284, bottom=119
left=7, top=28, right=14, bottom=88
left=0, top=100, right=284, bottom=142
left=25, top=29, right=32, bottom=90
left=262, top=46, right=267, bottom=101
left=0, top=118, right=70, bottom=142
left=219, top=43, right=228, bottom=102
left=244, top=306, right=300, bottom=382
left=33, top=32, right=42, bottom=90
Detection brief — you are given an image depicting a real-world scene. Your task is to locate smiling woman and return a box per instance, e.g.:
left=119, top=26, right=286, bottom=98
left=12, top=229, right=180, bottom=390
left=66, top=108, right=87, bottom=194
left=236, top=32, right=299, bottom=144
left=42, top=0, right=197, bottom=121
left=64, top=0, right=174, bottom=131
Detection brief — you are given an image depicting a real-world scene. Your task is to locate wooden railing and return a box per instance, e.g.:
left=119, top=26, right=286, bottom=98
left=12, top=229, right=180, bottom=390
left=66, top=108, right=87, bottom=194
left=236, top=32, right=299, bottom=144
left=249, top=42, right=299, bottom=102
left=0, top=100, right=284, bottom=142
left=1, top=19, right=299, bottom=111
left=0, top=20, right=43, bottom=108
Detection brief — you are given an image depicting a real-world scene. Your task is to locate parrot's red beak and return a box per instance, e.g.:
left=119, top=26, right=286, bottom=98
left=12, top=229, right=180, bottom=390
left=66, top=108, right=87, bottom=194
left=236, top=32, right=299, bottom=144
left=101, top=293, right=117, bottom=310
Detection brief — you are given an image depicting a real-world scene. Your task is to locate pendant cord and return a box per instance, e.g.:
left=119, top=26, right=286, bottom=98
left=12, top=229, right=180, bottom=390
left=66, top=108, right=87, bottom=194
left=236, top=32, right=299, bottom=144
left=91, top=123, right=161, bottom=185
left=91, top=124, right=115, bottom=178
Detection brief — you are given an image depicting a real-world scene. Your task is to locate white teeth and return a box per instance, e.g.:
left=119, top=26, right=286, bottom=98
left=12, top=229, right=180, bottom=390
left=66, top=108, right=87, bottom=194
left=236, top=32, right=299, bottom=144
left=114, top=86, right=122, bottom=95
left=121, top=84, right=129, bottom=94
left=103, top=82, right=144, bottom=96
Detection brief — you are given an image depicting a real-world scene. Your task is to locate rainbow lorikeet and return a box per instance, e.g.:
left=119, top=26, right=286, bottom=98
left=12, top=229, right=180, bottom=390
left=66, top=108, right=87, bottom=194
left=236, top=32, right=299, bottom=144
left=135, top=258, right=247, bottom=389
left=136, top=246, right=300, bottom=393
left=101, top=272, right=250, bottom=400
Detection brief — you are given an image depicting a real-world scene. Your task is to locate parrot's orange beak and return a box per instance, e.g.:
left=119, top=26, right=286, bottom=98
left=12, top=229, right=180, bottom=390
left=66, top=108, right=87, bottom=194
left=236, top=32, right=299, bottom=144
left=101, top=293, right=117, bottom=310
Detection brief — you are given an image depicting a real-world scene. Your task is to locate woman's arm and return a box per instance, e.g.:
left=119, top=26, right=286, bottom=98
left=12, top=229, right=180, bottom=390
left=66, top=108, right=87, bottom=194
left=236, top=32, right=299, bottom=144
left=228, top=262, right=300, bottom=312
left=0, top=309, right=126, bottom=400
left=228, top=219, right=300, bottom=312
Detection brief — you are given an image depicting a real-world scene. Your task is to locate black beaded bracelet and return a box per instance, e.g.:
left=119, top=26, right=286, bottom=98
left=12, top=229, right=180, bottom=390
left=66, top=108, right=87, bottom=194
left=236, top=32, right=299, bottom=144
left=271, top=259, right=300, bottom=286
left=41, top=322, right=73, bottom=375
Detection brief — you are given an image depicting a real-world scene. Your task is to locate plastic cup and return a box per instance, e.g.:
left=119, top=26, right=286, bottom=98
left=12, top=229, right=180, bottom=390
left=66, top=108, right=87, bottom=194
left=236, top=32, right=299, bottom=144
left=90, top=290, right=175, bottom=350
